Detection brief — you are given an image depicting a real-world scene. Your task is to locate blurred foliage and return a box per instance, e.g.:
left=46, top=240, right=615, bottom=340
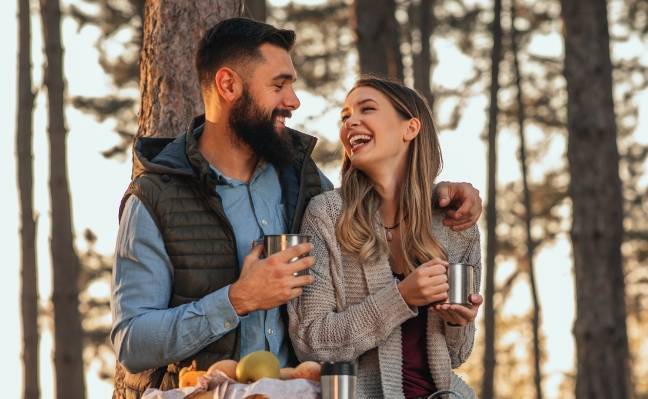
left=610, top=3, right=648, bottom=391
left=68, top=0, right=144, bottom=159
left=78, top=229, right=114, bottom=381
left=269, top=0, right=355, bottom=98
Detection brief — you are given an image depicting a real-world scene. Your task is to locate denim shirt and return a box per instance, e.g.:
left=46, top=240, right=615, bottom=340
left=111, top=156, right=333, bottom=373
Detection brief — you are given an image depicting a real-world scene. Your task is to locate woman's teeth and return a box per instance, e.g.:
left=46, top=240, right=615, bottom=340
left=349, top=135, right=372, bottom=150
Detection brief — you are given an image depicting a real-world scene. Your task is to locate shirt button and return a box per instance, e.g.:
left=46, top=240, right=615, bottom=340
left=267, top=328, right=274, bottom=335
left=195, top=343, right=200, bottom=348
left=261, top=220, right=268, bottom=226
left=224, top=322, right=231, bottom=328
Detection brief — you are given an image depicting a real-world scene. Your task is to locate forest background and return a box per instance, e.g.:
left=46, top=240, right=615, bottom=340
left=1, top=0, right=647, bottom=398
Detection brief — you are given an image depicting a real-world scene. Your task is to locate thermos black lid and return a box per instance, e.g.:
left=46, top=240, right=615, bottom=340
left=321, top=361, right=358, bottom=376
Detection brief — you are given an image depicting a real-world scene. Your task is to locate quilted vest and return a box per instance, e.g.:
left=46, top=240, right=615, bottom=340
left=112, top=115, right=323, bottom=399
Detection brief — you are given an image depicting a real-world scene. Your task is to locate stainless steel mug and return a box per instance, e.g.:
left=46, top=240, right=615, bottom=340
left=443, top=263, right=474, bottom=306
left=253, top=234, right=311, bottom=276
left=321, top=362, right=358, bottom=399
left=429, top=390, right=465, bottom=398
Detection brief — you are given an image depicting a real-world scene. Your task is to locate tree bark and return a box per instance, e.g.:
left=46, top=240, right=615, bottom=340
left=511, top=9, right=543, bottom=398
left=353, top=0, right=404, bottom=80
left=409, top=0, right=435, bottom=107
left=244, top=0, right=266, bottom=21
left=40, top=0, right=87, bottom=398
left=138, top=0, right=242, bottom=138
left=561, top=1, right=633, bottom=398
left=482, top=0, right=502, bottom=398
left=17, top=0, right=39, bottom=397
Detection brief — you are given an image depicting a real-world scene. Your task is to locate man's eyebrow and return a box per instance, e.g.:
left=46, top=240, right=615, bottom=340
left=271, top=73, right=296, bottom=82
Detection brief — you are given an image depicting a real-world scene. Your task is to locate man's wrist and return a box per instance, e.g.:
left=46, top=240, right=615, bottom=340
left=228, top=282, right=253, bottom=316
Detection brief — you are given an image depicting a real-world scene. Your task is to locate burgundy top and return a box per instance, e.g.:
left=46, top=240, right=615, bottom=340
left=394, top=272, right=438, bottom=398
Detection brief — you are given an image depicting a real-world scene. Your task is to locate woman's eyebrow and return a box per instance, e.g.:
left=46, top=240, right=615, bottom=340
left=356, top=98, right=377, bottom=105
left=341, top=98, right=378, bottom=114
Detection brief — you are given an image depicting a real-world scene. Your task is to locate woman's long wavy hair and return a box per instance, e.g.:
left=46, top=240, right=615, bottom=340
left=336, top=74, right=447, bottom=275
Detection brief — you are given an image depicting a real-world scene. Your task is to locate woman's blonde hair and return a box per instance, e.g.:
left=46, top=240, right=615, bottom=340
left=336, top=74, right=447, bottom=275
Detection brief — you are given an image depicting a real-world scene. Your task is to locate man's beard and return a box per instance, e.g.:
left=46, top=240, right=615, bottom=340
left=228, top=88, right=297, bottom=168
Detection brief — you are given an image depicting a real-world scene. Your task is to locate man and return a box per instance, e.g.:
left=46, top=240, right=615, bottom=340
left=111, top=18, right=482, bottom=399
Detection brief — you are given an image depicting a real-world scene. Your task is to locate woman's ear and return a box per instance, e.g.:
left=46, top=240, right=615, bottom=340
left=404, top=118, right=421, bottom=142
left=215, top=67, right=243, bottom=103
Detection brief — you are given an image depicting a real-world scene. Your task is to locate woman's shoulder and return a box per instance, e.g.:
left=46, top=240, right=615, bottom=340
left=304, top=188, right=343, bottom=221
left=432, top=213, right=481, bottom=261
left=307, top=188, right=342, bottom=213
left=432, top=213, right=480, bottom=237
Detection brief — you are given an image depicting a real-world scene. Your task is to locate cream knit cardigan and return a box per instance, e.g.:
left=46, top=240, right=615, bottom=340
left=288, top=190, right=481, bottom=399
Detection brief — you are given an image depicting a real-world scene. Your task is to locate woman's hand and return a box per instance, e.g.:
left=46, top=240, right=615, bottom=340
left=397, top=258, right=449, bottom=307
left=430, top=294, right=483, bottom=326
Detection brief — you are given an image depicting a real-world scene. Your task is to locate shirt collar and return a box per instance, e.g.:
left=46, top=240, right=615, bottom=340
left=209, top=158, right=271, bottom=187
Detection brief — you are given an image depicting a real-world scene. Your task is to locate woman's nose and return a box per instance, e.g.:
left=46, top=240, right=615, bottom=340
left=345, top=116, right=360, bottom=129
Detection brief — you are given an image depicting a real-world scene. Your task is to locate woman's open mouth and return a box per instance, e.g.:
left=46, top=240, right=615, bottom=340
left=349, top=134, right=373, bottom=152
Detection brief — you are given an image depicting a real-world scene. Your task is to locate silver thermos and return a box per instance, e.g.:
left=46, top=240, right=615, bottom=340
left=320, top=362, right=358, bottom=399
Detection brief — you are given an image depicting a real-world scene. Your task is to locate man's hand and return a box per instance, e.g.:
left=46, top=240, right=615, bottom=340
left=430, top=294, right=483, bottom=326
left=436, top=181, right=482, bottom=231
left=229, top=242, right=315, bottom=316
left=397, top=258, right=449, bottom=307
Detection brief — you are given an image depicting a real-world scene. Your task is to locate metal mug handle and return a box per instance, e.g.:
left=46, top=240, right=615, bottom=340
left=251, top=238, right=264, bottom=250
left=429, top=390, right=465, bottom=399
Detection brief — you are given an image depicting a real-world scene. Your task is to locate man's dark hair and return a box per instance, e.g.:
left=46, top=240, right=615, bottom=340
left=195, top=18, right=296, bottom=91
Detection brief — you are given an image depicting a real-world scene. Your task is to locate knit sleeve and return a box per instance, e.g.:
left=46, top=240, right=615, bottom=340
left=288, top=193, right=416, bottom=363
left=443, top=224, right=481, bottom=368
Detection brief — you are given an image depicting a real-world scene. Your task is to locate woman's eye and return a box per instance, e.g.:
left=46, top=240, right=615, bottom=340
left=362, top=106, right=375, bottom=112
left=341, top=115, right=349, bottom=122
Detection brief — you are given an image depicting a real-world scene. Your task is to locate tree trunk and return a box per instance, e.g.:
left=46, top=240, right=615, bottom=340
left=244, top=0, right=266, bottom=21
left=409, top=0, right=435, bottom=107
left=40, top=0, right=87, bottom=398
left=353, top=0, right=404, bottom=80
left=17, top=0, right=39, bottom=397
left=561, top=1, right=633, bottom=398
left=138, top=0, right=242, bottom=138
left=511, top=9, right=543, bottom=398
left=482, top=0, right=502, bottom=398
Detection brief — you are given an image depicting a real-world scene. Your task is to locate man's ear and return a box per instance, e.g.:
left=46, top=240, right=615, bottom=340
left=403, top=118, right=421, bottom=142
left=215, top=67, right=243, bottom=103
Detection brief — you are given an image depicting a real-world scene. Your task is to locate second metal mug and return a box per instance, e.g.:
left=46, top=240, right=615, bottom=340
left=256, top=234, right=311, bottom=276
left=443, top=263, right=474, bottom=307
left=321, top=361, right=358, bottom=399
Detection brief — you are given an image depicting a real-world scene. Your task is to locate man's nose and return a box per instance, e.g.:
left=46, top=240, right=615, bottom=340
left=284, top=87, right=300, bottom=110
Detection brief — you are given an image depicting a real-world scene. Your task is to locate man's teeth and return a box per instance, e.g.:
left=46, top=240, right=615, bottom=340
left=349, top=135, right=372, bottom=148
left=277, top=116, right=285, bottom=123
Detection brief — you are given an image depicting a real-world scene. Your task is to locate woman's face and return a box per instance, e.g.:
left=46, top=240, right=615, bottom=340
left=339, top=86, right=418, bottom=174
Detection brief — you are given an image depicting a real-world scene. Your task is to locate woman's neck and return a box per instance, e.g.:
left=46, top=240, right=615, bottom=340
left=369, top=163, right=406, bottom=226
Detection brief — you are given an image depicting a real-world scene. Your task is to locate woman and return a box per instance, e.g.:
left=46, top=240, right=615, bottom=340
left=288, top=75, right=482, bottom=399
